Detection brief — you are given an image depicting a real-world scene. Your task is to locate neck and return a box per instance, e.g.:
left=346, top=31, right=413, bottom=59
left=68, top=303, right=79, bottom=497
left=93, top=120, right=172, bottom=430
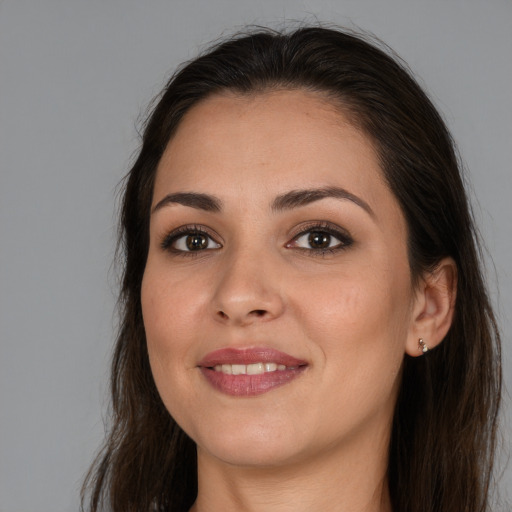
left=190, top=427, right=393, bottom=512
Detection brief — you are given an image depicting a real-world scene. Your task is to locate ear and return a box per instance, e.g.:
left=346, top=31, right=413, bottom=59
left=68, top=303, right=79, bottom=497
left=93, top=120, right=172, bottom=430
left=405, top=257, right=457, bottom=357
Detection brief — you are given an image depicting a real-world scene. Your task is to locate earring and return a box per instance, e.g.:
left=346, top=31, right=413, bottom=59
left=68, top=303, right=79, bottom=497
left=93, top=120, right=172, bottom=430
left=418, top=338, right=429, bottom=353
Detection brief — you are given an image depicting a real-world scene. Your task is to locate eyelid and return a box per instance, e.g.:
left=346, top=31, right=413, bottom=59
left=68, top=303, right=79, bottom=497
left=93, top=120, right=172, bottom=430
left=286, top=221, right=354, bottom=251
left=287, top=221, right=352, bottom=241
left=160, top=224, right=222, bottom=253
left=159, top=221, right=352, bottom=255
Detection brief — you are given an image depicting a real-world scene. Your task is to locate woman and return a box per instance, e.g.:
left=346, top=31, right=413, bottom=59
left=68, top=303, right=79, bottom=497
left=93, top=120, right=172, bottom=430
left=82, top=27, right=502, bottom=512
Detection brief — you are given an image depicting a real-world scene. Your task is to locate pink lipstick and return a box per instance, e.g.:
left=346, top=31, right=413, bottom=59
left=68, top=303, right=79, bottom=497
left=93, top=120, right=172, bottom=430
left=198, top=347, right=308, bottom=397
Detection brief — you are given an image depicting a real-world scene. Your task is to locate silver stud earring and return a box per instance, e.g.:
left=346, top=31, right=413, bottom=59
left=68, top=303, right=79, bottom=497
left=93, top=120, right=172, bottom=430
left=418, top=338, right=429, bottom=353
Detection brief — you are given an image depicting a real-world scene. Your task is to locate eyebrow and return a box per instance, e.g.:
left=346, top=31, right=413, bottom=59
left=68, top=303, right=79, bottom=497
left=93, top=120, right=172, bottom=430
left=151, top=186, right=374, bottom=217
left=271, top=186, right=375, bottom=218
left=152, top=192, right=222, bottom=214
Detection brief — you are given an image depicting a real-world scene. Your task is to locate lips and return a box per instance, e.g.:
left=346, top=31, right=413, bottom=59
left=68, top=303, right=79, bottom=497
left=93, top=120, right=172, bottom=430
left=198, top=347, right=308, bottom=396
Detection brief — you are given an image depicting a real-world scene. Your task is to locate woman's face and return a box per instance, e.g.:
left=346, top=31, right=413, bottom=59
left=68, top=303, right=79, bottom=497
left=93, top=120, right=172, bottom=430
left=142, top=90, right=418, bottom=468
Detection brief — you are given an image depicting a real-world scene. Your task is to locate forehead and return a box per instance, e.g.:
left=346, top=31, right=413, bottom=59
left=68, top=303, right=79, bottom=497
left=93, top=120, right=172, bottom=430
left=154, top=89, right=391, bottom=213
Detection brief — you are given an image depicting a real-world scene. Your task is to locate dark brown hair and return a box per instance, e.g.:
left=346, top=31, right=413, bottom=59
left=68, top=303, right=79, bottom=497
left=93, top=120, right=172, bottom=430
left=82, top=26, right=502, bottom=512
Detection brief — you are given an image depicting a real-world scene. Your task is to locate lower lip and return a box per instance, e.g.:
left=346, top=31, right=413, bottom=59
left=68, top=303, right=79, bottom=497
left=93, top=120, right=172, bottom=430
left=199, top=366, right=307, bottom=396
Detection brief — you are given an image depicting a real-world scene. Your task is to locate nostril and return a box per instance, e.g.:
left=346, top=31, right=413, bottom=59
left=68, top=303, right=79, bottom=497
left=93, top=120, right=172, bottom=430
left=214, top=308, right=272, bottom=323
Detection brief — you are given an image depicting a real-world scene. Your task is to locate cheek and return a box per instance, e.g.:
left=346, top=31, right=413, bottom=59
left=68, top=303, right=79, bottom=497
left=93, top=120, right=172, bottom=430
left=141, top=266, right=207, bottom=423
left=290, top=265, right=411, bottom=427
left=141, top=264, right=207, bottom=349
left=290, top=260, right=412, bottom=378
left=141, top=266, right=202, bottom=401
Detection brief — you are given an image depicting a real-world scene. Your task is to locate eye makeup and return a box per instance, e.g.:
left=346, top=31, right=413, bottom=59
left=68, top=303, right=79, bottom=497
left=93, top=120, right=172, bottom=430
left=160, top=224, right=222, bottom=255
left=159, top=220, right=354, bottom=259
left=286, top=221, right=354, bottom=256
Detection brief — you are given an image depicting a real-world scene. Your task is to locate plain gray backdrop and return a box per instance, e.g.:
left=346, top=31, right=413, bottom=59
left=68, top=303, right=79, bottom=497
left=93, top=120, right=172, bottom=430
left=1, top=1, right=511, bottom=511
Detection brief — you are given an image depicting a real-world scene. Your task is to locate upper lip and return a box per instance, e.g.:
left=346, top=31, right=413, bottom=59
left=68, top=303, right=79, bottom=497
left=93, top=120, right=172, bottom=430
left=198, top=347, right=308, bottom=368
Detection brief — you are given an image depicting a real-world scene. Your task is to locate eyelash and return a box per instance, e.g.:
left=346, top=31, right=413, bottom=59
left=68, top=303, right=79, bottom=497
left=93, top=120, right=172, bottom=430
left=160, top=224, right=220, bottom=255
left=287, top=221, right=354, bottom=256
left=160, top=222, right=353, bottom=257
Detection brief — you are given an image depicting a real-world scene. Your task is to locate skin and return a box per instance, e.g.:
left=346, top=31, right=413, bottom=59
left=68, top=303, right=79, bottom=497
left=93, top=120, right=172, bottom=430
left=141, top=90, right=456, bottom=512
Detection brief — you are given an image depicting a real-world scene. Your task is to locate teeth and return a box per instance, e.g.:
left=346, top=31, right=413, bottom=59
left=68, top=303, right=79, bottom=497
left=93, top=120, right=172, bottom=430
left=231, top=364, right=246, bottom=375
left=247, top=362, right=264, bottom=375
left=212, top=362, right=292, bottom=375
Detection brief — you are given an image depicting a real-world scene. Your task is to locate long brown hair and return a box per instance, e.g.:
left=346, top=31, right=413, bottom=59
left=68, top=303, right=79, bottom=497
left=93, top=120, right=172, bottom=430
left=82, top=26, right=502, bottom=512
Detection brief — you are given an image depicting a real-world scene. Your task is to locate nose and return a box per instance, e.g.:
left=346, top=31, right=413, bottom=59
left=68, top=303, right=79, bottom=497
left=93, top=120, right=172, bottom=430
left=211, top=249, right=285, bottom=326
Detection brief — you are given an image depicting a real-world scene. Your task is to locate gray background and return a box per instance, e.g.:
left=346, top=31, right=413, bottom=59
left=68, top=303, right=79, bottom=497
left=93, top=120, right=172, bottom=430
left=0, top=1, right=510, bottom=511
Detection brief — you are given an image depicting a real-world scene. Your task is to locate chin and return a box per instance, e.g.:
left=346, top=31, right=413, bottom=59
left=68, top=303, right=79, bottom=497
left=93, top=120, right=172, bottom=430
left=201, top=440, right=303, bottom=468
left=192, top=417, right=309, bottom=468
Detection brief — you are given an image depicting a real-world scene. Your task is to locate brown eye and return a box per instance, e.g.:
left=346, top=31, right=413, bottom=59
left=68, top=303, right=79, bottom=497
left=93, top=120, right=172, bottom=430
left=162, top=228, right=222, bottom=253
left=186, top=233, right=209, bottom=251
left=308, top=231, right=331, bottom=249
left=288, top=224, right=353, bottom=254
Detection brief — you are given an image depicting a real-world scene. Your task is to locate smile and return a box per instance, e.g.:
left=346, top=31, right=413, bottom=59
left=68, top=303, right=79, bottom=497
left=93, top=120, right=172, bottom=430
left=198, top=347, right=308, bottom=396
left=212, top=362, right=293, bottom=375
